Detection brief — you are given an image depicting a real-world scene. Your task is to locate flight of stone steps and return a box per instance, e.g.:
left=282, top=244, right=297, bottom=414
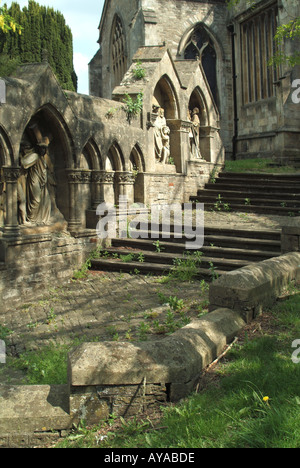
left=190, top=172, right=300, bottom=216
left=90, top=223, right=282, bottom=280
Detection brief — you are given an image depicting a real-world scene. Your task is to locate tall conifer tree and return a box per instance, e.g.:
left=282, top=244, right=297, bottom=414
left=0, top=0, right=77, bottom=91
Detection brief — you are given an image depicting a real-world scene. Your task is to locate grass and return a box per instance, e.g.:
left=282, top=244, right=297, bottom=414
left=224, top=158, right=296, bottom=173
left=56, top=286, right=300, bottom=448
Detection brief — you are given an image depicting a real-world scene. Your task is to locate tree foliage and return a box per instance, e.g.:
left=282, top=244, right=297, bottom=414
left=0, top=0, right=77, bottom=91
left=0, top=1, right=22, bottom=34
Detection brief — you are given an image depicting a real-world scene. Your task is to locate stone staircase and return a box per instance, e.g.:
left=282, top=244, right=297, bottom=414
left=191, top=172, right=300, bottom=216
left=91, top=224, right=282, bottom=280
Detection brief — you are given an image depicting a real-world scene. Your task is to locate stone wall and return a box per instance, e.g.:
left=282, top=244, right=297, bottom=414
left=0, top=231, right=100, bottom=312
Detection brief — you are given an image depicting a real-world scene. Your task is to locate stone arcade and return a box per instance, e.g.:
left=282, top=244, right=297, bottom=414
left=0, top=0, right=299, bottom=307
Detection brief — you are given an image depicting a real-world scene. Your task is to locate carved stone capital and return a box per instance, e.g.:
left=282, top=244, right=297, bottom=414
left=2, top=166, right=21, bottom=183
left=66, top=169, right=92, bottom=184
left=115, top=172, right=136, bottom=185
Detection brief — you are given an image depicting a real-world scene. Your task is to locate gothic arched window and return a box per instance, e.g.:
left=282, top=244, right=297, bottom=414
left=111, top=15, right=127, bottom=89
left=184, top=26, right=219, bottom=108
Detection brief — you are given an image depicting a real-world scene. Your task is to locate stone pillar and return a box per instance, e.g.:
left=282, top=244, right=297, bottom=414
left=115, top=172, right=136, bottom=206
left=91, top=170, right=105, bottom=209
left=167, top=119, right=191, bottom=173
left=101, top=171, right=115, bottom=206
left=2, top=166, right=21, bottom=238
left=66, top=169, right=82, bottom=233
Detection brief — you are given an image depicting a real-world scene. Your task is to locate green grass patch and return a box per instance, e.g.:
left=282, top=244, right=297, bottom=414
left=224, top=158, right=296, bottom=174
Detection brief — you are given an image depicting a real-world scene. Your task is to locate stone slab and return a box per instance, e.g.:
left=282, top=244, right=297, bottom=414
left=0, top=385, right=71, bottom=434
left=68, top=308, right=246, bottom=387
left=209, top=252, right=300, bottom=321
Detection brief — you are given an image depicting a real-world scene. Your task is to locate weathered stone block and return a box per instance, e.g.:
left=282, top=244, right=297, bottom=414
left=209, top=252, right=300, bottom=322
left=68, top=308, right=245, bottom=399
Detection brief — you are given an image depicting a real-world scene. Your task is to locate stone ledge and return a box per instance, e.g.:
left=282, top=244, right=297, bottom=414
left=68, top=308, right=245, bottom=388
left=0, top=385, right=70, bottom=435
left=209, top=252, right=300, bottom=322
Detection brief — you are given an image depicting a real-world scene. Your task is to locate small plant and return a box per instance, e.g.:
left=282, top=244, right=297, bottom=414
left=209, top=167, right=218, bottom=184
left=209, top=261, right=219, bottom=281
left=136, top=322, right=151, bottom=341
left=122, top=93, right=144, bottom=124
left=132, top=61, right=146, bottom=80
left=245, top=198, right=251, bottom=206
left=120, top=253, right=135, bottom=263
left=168, top=251, right=203, bottom=282
left=153, top=240, right=165, bottom=253
left=137, top=252, right=145, bottom=263
left=214, top=194, right=231, bottom=212
left=0, top=324, right=13, bottom=340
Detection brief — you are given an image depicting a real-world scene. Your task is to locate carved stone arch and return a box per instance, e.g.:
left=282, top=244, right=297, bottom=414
left=19, top=104, right=74, bottom=227
left=179, top=23, right=224, bottom=110
left=0, top=125, right=14, bottom=167
left=22, top=103, right=75, bottom=169
left=80, top=137, right=103, bottom=171
left=106, top=141, right=125, bottom=172
left=153, top=74, right=180, bottom=120
left=129, top=144, right=145, bottom=204
left=130, top=143, right=145, bottom=173
left=110, top=13, right=128, bottom=90
left=188, top=87, right=210, bottom=127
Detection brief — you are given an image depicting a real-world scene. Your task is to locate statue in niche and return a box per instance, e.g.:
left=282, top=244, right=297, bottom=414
left=188, top=107, right=203, bottom=159
left=153, top=106, right=171, bottom=164
left=19, top=124, right=63, bottom=226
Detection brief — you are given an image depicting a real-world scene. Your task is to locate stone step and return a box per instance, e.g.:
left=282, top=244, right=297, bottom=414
left=194, top=189, right=300, bottom=202
left=204, top=182, right=300, bottom=193
left=111, top=232, right=281, bottom=253
left=91, top=258, right=227, bottom=279
left=192, top=195, right=300, bottom=208
left=199, top=202, right=300, bottom=216
left=218, top=172, right=300, bottom=181
left=95, top=247, right=252, bottom=270
left=124, top=225, right=281, bottom=243
left=109, top=239, right=280, bottom=263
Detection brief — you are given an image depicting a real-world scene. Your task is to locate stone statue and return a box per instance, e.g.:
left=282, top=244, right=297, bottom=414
left=153, top=106, right=171, bottom=163
left=189, top=107, right=202, bottom=159
left=19, top=124, right=62, bottom=226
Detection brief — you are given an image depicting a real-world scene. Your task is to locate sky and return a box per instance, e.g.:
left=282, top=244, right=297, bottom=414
left=5, top=0, right=105, bottom=94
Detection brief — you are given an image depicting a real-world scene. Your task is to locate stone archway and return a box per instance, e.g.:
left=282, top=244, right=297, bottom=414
left=129, top=144, right=145, bottom=204
left=188, top=87, right=209, bottom=161
left=152, top=75, right=180, bottom=170
left=18, top=105, right=74, bottom=229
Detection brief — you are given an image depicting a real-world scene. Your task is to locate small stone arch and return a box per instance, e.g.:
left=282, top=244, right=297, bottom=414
left=153, top=74, right=180, bottom=120
left=106, top=141, right=125, bottom=172
left=129, top=144, right=146, bottom=204
left=0, top=125, right=14, bottom=167
left=80, top=137, right=104, bottom=171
